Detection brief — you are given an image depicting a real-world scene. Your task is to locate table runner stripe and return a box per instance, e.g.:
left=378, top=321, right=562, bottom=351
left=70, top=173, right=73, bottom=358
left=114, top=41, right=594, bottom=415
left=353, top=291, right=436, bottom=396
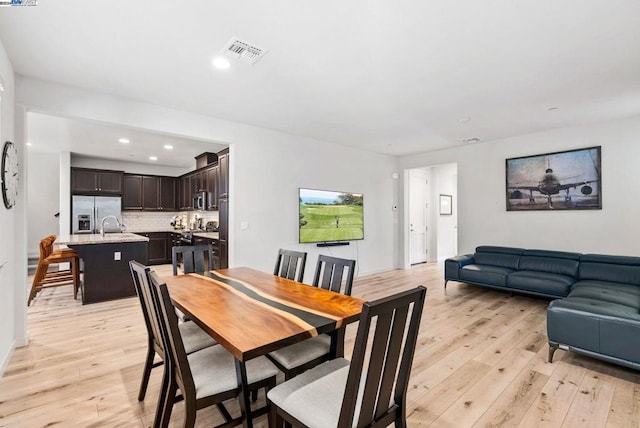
left=197, top=271, right=338, bottom=332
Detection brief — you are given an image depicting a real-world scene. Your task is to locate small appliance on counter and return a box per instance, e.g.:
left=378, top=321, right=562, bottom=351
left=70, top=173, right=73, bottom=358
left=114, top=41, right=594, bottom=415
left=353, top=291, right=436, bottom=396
left=205, top=221, right=219, bottom=232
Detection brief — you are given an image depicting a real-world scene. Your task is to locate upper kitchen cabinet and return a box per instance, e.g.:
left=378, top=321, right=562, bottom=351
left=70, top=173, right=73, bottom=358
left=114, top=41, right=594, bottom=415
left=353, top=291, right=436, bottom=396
left=205, top=165, right=219, bottom=210
left=124, top=174, right=177, bottom=211
left=218, top=149, right=229, bottom=199
left=160, top=176, right=176, bottom=211
left=71, top=168, right=123, bottom=195
left=142, top=176, right=160, bottom=210
left=179, top=175, right=192, bottom=211
left=123, top=174, right=143, bottom=210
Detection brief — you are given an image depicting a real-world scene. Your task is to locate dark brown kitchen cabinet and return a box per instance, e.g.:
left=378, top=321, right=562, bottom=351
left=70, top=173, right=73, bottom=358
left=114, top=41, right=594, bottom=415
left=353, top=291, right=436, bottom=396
left=218, top=197, right=228, bottom=269
left=124, top=174, right=177, bottom=211
left=142, top=176, right=160, bottom=210
left=180, top=175, right=192, bottom=210
left=71, top=168, right=123, bottom=195
left=123, top=174, right=143, bottom=210
left=192, top=171, right=205, bottom=193
left=138, top=232, right=170, bottom=265
left=161, top=177, right=176, bottom=211
left=218, top=149, right=229, bottom=199
left=206, top=165, right=219, bottom=210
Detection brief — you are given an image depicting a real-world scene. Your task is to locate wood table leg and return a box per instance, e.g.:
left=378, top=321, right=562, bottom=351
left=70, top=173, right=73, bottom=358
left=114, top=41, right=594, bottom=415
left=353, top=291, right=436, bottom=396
left=329, top=326, right=346, bottom=358
left=235, top=358, right=253, bottom=428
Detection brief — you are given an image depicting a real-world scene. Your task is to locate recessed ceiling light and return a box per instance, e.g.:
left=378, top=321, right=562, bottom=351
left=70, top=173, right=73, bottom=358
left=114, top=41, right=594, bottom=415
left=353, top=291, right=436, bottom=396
left=149, top=156, right=158, bottom=161
left=164, top=144, right=174, bottom=150
left=26, top=142, right=32, bottom=146
left=119, top=138, right=130, bottom=144
left=458, top=117, right=471, bottom=123
left=212, top=57, right=231, bottom=70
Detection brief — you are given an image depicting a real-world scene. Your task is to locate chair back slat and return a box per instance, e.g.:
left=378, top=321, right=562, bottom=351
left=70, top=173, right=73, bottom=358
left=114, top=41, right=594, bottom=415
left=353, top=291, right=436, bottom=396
left=274, top=249, right=307, bottom=282
left=39, top=235, right=57, bottom=261
left=172, top=245, right=214, bottom=275
left=129, top=261, right=164, bottom=356
left=373, top=305, right=409, bottom=420
left=358, top=311, right=394, bottom=422
left=339, top=286, right=426, bottom=427
left=313, top=255, right=356, bottom=295
left=148, top=271, right=196, bottom=397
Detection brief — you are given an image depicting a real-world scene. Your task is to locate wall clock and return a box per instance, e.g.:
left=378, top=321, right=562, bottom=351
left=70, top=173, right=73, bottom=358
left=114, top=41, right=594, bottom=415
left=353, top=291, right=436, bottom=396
left=1, top=141, right=19, bottom=209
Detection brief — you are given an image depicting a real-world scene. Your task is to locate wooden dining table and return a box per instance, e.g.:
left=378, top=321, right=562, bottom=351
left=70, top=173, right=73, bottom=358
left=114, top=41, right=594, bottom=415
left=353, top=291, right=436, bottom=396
left=163, top=267, right=365, bottom=428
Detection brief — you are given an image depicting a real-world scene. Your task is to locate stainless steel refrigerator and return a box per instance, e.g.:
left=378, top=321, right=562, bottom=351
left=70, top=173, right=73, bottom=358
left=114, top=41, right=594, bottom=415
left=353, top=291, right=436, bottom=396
left=72, top=195, right=122, bottom=234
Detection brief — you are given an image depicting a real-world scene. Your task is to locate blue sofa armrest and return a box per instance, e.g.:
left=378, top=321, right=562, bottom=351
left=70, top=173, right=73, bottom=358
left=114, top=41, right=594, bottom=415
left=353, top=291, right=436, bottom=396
left=445, top=254, right=474, bottom=282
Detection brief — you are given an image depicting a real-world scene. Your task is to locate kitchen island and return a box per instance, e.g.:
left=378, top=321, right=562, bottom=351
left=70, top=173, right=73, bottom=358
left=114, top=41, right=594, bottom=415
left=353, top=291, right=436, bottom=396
left=56, top=233, right=149, bottom=304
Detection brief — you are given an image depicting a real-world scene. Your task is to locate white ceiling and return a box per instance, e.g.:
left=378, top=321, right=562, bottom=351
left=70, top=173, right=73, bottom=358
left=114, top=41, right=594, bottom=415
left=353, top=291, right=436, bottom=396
left=1, top=0, right=640, bottom=157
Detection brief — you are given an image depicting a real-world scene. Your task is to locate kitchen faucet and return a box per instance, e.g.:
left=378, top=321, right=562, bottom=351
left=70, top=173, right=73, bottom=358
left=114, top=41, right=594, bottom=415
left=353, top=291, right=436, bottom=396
left=101, top=215, right=123, bottom=237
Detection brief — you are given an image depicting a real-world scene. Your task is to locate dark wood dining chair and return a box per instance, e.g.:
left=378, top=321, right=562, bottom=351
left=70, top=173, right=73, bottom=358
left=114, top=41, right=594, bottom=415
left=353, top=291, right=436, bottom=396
left=172, top=244, right=214, bottom=275
left=147, top=270, right=279, bottom=428
left=313, top=254, right=356, bottom=296
left=268, top=286, right=426, bottom=428
left=267, top=254, right=357, bottom=380
left=129, top=260, right=216, bottom=425
left=28, top=235, right=80, bottom=305
left=274, top=249, right=307, bottom=282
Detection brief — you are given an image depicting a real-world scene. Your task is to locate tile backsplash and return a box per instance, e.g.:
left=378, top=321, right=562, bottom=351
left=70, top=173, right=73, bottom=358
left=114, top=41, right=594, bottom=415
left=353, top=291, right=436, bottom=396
left=122, top=211, right=219, bottom=232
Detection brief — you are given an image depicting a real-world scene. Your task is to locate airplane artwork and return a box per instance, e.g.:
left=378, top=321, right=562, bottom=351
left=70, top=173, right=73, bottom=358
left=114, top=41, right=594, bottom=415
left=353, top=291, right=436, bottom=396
left=506, top=146, right=601, bottom=211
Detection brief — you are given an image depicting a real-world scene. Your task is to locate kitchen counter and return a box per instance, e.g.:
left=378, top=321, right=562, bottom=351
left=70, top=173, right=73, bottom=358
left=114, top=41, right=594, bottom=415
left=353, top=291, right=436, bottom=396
left=125, top=229, right=219, bottom=239
left=56, top=232, right=149, bottom=246
left=58, top=233, right=148, bottom=304
left=193, top=232, right=219, bottom=239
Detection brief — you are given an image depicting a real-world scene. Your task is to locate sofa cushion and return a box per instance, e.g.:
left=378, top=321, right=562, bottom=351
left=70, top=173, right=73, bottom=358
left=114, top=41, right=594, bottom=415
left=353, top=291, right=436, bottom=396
left=579, top=254, right=640, bottom=285
left=507, top=270, right=574, bottom=297
left=519, top=250, right=580, bottom=278
left=459, top=264, right=514, bottom=286
left=473, top=248, right=521, bottom=269
left=569, top=280, right=640, bottom=308
left=475, top=246, right=524, bottom=255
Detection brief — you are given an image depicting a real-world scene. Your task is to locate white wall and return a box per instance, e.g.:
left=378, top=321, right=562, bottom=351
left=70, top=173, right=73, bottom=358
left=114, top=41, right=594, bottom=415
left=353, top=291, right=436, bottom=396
left=433, top=163, right=457, bottom=261
left=27, top=151, right=60, bottom=257
left=233, top=135, right=397, bottom=282
left=0, top=38, right=23, bottom=376
left=16, top=77, right=399, bottom=282
left=398, top=115, right=640, bottom=258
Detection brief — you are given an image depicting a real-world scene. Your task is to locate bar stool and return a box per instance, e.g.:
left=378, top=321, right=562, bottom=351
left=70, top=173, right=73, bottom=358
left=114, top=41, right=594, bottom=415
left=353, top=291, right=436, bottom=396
left=28, top=235, right=81, bottom=305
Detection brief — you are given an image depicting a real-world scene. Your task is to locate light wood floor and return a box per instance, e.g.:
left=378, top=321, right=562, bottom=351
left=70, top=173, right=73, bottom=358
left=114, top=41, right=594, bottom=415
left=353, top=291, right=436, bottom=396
left=2, top=263, right=639, bottom=427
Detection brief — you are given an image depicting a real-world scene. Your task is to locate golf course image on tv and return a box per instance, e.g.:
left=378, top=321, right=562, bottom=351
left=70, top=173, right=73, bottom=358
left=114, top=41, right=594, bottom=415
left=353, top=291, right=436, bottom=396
left=299, top=188, right=364, bottom=244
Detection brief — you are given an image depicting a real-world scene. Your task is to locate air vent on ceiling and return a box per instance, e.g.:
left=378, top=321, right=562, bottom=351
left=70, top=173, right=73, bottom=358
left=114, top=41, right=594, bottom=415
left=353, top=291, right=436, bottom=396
left=222, top=37, right=268, bottom=65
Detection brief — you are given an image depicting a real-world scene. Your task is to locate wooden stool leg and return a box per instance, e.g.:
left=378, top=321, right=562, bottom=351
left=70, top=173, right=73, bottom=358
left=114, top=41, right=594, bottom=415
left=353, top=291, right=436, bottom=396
left=28, top=262, right=48, bottom=306
left=72, top=257, right=80, bottom=299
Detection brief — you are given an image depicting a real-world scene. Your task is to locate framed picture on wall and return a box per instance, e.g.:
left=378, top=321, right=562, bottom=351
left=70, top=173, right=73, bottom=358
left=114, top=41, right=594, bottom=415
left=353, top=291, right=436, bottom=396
left=439, top=194, right=452, bottom=215
left=506, top=146, right=601, bottom=211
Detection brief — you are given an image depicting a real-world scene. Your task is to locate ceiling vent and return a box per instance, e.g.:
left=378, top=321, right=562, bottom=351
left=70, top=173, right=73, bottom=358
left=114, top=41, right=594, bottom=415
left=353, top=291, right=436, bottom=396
left=222, top=37, right=267, bottom=65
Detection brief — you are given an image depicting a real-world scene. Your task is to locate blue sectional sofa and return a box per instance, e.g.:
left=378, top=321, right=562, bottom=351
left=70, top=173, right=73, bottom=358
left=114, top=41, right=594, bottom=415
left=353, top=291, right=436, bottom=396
left=445, top=246, right=640, bottom=371
left=444, top=246, right=581, bottom=299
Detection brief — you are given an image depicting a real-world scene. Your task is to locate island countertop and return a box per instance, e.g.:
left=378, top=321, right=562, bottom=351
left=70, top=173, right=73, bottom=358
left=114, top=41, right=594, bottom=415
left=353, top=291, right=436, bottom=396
left=55, top=233, right=150, bottom=246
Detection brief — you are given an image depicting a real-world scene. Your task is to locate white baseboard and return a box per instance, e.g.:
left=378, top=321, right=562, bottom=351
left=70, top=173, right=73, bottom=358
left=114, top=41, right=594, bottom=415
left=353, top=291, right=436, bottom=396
left=0, top=340, right=15, bottom=378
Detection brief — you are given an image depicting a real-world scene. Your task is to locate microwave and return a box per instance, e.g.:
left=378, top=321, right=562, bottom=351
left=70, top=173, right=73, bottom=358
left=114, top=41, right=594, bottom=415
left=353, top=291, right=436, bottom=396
left=193, top=191, right=208, bottom=211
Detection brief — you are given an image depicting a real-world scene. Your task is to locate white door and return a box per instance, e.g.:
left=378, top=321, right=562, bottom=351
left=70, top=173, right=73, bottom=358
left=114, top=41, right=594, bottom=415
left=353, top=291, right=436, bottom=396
left=409, top=169, right=427, bottom=264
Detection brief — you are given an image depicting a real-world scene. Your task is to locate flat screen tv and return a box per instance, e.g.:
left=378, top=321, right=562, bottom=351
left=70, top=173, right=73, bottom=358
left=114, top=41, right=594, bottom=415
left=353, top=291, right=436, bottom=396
left=299, top=188, right=364, bottom=244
